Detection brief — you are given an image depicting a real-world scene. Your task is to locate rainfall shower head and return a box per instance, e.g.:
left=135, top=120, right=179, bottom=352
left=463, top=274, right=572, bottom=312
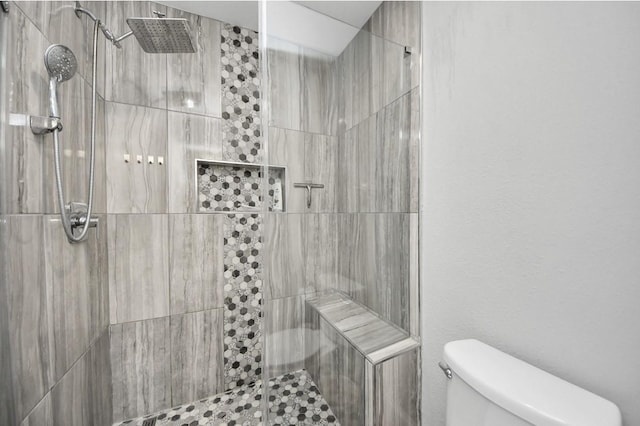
left=44, top=44, right=77, bottom=82
left=126, top=17, right=196, bottom=53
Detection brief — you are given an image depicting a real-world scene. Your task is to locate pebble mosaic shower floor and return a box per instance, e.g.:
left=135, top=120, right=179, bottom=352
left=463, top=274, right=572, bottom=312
left=114, top=370, right=340, bottom=426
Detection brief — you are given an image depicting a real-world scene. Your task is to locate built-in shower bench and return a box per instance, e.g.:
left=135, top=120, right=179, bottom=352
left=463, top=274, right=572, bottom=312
left=305, top=292, right=420, bottom=425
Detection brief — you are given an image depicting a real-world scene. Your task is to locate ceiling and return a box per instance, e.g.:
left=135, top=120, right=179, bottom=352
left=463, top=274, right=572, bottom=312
left=157, top=1, right=381, bottom=56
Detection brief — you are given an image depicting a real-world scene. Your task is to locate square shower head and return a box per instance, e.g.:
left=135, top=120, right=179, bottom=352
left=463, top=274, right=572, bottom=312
left=126, top=17, right=197, bottom=54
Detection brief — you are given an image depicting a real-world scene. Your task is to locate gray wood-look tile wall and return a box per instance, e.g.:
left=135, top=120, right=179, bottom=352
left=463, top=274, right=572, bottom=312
left=51, top=331, right=113, bottom=426
left=105, top=103, right=167, bottom=214
left=8, top=1, right=109, bottom=215
left=3, top=1, right=113, bottom=423
left=108, top=214, right=170, bottom=323
left=44, top=80, right=107, bottom=214
left=109, top=309, right=225, bottom=419
left=166, top=8, right=221, bottom=117
left=110, top=317, right=171, bottom=420
left=5, top=216, right=51, bottom=422
left=4, top=2, right=111, bottom=424
left=169, top=309, right=224, bottom=405
left=20, top=331, right=112, bottom=426
left=0, top=220, right=16, bottom=426
left=104, top=2, right=167, bottom=108
left=266, top=213, right=412, bottom=329
left=3, top=213, right=111, bottom=425
left=6, top=6, right=54, bottom=214
left=267, top=38, right=339, bottom=136
left=305, top=309, right=366, bottom=425
left=167, top=112, right=223, bottom=214
left=373, top=349, right=420, bottom=425
left=265, top=295, right=307, bottom=379
left=45, top=214, right=109, bottom=382
left=169, top=214, right=224, bottom=315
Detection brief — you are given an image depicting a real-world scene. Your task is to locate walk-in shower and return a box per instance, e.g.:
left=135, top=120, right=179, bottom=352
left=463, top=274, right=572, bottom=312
left=2, top=1, right=421, bottom=425
left=43, top=1, right=197, bottom=243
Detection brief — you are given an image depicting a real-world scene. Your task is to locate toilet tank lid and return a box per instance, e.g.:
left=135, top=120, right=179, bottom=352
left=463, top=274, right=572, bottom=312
left=443, top=339, right=621, bottom=426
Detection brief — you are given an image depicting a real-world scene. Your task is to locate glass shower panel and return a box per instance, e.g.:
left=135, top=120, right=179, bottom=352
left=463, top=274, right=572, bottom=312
left=104, top=1, right=269, bottom=423
left=0, top=5, right=16, bottom=425
left=4, top=1, right=273, bottom=424
left=262, top=1, right=420, bottom=424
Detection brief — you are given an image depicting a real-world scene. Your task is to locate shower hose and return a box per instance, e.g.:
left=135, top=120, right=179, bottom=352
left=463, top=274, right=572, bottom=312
left=51, top=19, right=99, bottom=243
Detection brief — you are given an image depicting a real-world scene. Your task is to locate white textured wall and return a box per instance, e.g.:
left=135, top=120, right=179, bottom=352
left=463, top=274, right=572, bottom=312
left=421, top=2, right=640, bottom=425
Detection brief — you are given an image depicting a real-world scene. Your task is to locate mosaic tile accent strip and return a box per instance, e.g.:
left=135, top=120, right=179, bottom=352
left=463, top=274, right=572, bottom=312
left=197, top=162, right=284, bottom=212
left=114, top=370, right=340, bottom=426
left=223, top=214, right=264, bottom=390
left=221, top=24, right=262, bottom=163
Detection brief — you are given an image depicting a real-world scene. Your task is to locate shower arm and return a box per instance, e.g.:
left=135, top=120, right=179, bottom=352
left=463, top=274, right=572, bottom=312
left=74, top=2, right=133, bottom=48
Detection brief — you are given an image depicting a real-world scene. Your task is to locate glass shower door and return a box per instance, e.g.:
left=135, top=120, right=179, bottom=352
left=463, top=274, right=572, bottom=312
left=261, top=1, right=421, bottom=424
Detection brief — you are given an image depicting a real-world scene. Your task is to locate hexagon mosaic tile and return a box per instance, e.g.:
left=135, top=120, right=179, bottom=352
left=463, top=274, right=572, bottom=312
left=197, top=163, right=284, bottom=212
left=114, top=370, right=340, bottom=426
left=221, top=24, right=262, bottom=163
left=267, top=371, right=340, bottom=426
left=218, top=21, right=267, bottom=393
left=223, top=214, right=264, bottom=390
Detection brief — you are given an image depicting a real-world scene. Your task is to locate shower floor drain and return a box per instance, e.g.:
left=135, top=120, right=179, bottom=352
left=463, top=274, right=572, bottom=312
left=141, top=417, right=156, bottom=426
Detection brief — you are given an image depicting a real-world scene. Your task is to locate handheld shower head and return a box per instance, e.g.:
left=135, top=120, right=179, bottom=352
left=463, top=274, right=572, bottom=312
left=44, top=44, right=77, bottom=83
left=44, top=44, right=77, bottom=119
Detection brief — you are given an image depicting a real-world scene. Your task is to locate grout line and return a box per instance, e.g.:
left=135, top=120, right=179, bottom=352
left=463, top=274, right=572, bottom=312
left=104, top=98, right=223, bottom=121
left=20, top=389, right=50, bottom=424
left=340, top=86, right=419, bottom=136
left=47, top=325, right=110, bottom=394
left=108, top=307, right=224, bottom=327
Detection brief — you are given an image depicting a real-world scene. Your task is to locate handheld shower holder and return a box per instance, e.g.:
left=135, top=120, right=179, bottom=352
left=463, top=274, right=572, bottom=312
left=30, top=115, right=63, bottom=135
left=8, top=113, right=63, bottom=135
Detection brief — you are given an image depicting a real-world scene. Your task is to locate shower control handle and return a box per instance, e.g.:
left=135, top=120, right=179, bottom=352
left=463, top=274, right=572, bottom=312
left=65, top=202, right=99, bottom=236
left=69, top=214, right=99, bottom=230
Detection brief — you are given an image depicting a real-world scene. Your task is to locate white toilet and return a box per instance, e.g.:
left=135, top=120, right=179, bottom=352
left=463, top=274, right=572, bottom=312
left=441, top=339, right=621, bottom=426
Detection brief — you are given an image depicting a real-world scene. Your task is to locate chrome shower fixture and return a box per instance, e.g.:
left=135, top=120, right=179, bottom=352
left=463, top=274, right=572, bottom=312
left=44, top=44, right=77, bottom=82
left=42, top=44, right=75, bottom=143
left=45, top=22, right=101, bottom=243
left=126, top=17, right=196, bottom=53
left=74, top=2, right=196, bottom=53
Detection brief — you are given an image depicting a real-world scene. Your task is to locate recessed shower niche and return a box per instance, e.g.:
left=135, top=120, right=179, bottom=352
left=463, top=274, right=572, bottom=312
left=196, top=160, right=286, bottom=212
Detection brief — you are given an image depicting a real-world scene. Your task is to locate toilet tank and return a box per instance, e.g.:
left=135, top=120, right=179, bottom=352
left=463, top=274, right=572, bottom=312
left=442, top=339, right=621, bottom=426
